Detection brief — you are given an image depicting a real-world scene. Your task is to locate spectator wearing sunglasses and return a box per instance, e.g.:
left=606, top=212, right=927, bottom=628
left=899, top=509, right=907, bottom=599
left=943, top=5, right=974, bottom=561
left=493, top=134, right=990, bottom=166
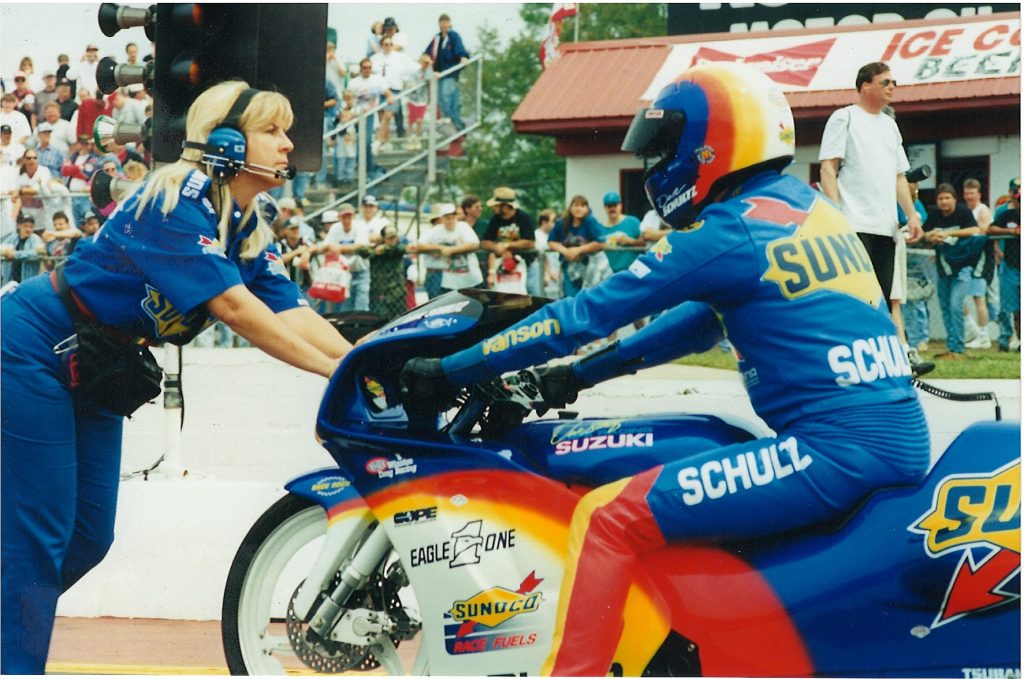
left=819, top=61, right=929, bottom=376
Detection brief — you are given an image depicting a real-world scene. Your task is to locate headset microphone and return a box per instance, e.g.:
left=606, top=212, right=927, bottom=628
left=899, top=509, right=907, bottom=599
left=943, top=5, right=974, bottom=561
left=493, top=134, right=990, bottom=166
left=243, top=163, right=296, bottom=180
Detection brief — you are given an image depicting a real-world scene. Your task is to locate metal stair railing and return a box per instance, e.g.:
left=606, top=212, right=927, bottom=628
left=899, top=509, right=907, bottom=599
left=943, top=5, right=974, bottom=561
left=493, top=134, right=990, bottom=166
left=307, top=55, right=483, bottom=224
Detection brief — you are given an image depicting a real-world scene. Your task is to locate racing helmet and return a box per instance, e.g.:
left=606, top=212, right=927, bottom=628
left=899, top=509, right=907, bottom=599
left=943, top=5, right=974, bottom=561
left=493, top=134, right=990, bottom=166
left=622, top=63, right=795, bottom=228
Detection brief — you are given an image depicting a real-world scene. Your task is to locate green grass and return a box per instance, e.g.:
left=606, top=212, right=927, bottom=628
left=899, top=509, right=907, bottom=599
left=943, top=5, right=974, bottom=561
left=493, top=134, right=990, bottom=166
left=675, top=341, right=1021, bottom=380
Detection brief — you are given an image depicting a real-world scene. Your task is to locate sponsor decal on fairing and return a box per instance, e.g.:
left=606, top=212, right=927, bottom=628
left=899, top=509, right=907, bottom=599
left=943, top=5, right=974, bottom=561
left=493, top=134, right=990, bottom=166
left=443, top=572, right=544, bottom=655
left=909, top=460, right=1020, bottom=629
left=409, top=519, right=516, bottom=568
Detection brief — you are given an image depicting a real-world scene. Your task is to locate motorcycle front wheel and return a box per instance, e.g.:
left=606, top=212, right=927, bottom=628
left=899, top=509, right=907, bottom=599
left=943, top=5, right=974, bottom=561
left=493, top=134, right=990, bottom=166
left=221, top=494, right=411, bottom=675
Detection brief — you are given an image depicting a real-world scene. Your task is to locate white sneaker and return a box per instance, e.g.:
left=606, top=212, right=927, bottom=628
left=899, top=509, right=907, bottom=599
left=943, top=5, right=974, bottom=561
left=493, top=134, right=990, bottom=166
left=963, top=316, right=979, bottom=343
left=965, top=335, right=992, bottom=349
left=1010, top=337, right=1021, bottom=351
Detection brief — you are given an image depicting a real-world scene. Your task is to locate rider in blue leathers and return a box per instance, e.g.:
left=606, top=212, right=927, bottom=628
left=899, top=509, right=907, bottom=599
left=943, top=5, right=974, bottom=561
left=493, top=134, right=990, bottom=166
left=401, top=64, right=930, bottom=675
left=1, top=82, right=350, bottom=674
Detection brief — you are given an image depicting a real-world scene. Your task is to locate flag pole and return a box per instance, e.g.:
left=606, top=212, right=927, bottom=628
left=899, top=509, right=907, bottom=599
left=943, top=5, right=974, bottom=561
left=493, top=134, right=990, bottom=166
left=574, top=4, right=580, bottom=42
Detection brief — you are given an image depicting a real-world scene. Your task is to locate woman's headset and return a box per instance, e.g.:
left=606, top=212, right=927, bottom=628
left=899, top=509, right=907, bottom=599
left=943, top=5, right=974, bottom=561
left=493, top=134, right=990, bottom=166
left=182, top=87, right=296, bottom=183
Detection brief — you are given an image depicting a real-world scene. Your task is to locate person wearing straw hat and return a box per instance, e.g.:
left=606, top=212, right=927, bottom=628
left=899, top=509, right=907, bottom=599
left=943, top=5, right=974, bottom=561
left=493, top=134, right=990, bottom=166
left=482, top=186, right=537, bottom=293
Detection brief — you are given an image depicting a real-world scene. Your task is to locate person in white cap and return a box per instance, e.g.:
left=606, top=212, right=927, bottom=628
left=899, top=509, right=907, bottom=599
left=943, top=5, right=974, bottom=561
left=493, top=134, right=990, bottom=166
left=355, top=194, right=391, bottom=242
left=31, top=123, right=65, bottom=177
left=321, top=203, right=371, bottom=311
left=417, top=202, right=482, bottom=293
left=276, top=197, right=316, bottom=243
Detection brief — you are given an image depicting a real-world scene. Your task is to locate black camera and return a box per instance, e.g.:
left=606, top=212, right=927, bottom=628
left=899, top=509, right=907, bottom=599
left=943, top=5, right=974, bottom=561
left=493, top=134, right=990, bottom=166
left=906, top=165, right=932, bottom=184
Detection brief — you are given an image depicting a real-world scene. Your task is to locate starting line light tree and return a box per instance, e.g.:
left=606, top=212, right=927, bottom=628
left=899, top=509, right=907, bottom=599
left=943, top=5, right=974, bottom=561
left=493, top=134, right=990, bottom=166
left=151, top=3, right=328, bottom=169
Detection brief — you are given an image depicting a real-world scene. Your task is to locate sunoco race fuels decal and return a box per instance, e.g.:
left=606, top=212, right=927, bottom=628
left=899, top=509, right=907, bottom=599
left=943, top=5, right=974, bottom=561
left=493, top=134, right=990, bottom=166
left=443, top=572, right=544, bottom=655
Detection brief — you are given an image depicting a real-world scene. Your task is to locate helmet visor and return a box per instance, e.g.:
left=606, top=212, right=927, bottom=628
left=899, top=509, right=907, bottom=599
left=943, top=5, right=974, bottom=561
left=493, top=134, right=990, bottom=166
left=621, top=108, right=686, bottom=161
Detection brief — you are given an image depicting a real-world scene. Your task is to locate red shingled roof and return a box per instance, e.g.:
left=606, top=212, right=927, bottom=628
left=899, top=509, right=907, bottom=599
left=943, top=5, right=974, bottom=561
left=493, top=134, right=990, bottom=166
left=514, top=41, right=672, bottom=133
left=513, top=14, right=1020, bottom=136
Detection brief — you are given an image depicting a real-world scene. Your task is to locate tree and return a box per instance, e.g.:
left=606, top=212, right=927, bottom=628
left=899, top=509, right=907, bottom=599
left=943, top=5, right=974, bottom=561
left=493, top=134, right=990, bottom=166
left=445, top=4, right=666, bottom=216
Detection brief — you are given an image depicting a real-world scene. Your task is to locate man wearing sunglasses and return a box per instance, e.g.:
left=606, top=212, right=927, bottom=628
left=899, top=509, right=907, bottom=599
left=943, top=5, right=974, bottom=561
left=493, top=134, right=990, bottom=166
left=819, top=61, right=928, bottom=375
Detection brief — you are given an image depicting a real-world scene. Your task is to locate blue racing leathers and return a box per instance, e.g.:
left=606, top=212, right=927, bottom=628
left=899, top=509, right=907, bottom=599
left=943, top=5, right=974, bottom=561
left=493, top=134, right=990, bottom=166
left=1, top=170, right=305, bottom=674
left=440, top=171, right=931, bottom=676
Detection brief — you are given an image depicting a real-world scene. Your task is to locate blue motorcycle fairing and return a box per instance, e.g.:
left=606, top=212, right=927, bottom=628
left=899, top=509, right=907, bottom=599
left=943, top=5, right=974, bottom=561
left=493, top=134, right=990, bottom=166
left=285, top=468, right=365, bottom=510
left=718, top=420, right=1020, bottom=676
left=318, top=289, right=551, bottom=438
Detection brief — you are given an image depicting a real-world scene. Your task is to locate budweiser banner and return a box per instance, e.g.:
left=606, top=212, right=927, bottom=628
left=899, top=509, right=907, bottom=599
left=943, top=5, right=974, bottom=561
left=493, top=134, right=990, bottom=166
left=643, top=15, right=1020, bottom=99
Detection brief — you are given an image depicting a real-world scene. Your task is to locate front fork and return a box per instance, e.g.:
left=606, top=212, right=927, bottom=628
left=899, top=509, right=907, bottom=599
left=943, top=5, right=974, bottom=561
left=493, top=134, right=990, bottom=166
left=305, top=524, right=392, bottom=637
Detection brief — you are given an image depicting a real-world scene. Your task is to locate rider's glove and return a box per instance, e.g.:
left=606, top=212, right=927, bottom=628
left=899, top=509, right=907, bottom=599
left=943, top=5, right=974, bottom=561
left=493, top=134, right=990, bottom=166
left=400, top=357, right=457, bottom=405
left=534, top=364, right=579, bottom=410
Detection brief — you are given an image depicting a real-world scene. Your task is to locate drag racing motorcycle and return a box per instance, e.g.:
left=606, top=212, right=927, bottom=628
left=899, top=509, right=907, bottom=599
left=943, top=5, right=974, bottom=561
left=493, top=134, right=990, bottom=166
left=221, top=289, right=1021, bottom=676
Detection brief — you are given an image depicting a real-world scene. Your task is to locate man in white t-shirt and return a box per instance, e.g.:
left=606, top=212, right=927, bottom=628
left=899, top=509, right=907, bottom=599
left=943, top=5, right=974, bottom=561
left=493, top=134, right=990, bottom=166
left=350, top=58, right=394, bottom=164
left=1, top=125, right=27, bottom=193
left=417, top=202, right=483, bottom=292
left=370, top=38, right=416, bottom=144
left=819, top=61, right=922, bottom=303
left=354, top=194, right=391, bottom=242
left=322, top=203, right=372, bottom=312
left=0, top=95, right=32, bottom=146
left=819, top=61, right=929, bottom=376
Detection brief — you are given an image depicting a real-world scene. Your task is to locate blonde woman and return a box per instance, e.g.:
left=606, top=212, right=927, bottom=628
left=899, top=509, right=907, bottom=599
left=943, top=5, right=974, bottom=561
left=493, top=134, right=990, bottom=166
left=0, top=81, right=351, bottom=674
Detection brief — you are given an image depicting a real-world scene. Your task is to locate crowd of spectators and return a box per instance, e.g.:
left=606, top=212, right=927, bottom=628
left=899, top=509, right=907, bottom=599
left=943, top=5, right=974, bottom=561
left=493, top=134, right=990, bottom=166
left=258, top=186, right=666, bottom=327
left=279, top=12, right=473, bottom=206
left=2, top=45, right=152, bottom=254
left=3, top=47, right=1018, bottom=356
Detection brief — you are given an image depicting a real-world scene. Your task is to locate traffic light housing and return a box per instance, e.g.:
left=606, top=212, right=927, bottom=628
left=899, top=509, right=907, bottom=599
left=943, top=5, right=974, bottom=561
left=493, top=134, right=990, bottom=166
left=152, top=3, right=328, bottom=169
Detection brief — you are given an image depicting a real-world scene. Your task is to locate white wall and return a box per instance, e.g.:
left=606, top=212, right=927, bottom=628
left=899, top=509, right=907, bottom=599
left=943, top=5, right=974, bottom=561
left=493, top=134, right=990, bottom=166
left=565, top=154, right=643, bottom=209
left=944, top=134, right=1021, bottom=199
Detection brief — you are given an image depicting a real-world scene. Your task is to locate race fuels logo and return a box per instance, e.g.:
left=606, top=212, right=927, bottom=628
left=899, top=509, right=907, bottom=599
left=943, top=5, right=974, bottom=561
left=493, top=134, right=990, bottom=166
left=691, top=38, right=836, bottom=87
left=909, top=460, right=1021, bottom=628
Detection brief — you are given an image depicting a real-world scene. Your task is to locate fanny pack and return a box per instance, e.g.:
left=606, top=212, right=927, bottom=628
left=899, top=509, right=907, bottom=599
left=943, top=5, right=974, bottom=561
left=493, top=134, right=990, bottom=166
left=53, top=267, right=163, bottom=416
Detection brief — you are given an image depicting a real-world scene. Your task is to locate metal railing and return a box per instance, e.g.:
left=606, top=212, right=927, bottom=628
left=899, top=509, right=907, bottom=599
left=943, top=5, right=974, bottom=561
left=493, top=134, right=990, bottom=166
left=308, top=56, right=483, bottom=221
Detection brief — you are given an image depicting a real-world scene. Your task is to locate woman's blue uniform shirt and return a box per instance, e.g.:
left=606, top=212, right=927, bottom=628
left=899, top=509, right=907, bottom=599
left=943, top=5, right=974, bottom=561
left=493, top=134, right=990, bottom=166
left=64, top=170, right=305, bottom=344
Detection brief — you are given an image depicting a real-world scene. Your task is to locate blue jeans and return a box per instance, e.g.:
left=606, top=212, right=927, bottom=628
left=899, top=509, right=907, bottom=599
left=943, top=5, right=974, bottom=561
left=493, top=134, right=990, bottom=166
left=336, top=152, right=356, bottom=182
left=998, top=262, right=1020, bottom=348
left=2, top=277, right=123, bottom=673
left=424, top=269, right=444, bottom=299
left=439, top=77, right=464, bottom=131
left=527, top=258, right=542, bottom=297
left=904, top=251, right=936, bottom=348
left=292, top=172, right=312, bottom=202
left=904, top=300, right=930, bottom=349
left=71, top=196, right=92, bottom=225
left=936, top=267, right=972, bottom=353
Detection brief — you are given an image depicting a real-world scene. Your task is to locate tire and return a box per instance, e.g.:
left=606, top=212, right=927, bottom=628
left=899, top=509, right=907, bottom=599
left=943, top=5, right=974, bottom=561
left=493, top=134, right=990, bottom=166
left=222, top=494, right=327, bottom=675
